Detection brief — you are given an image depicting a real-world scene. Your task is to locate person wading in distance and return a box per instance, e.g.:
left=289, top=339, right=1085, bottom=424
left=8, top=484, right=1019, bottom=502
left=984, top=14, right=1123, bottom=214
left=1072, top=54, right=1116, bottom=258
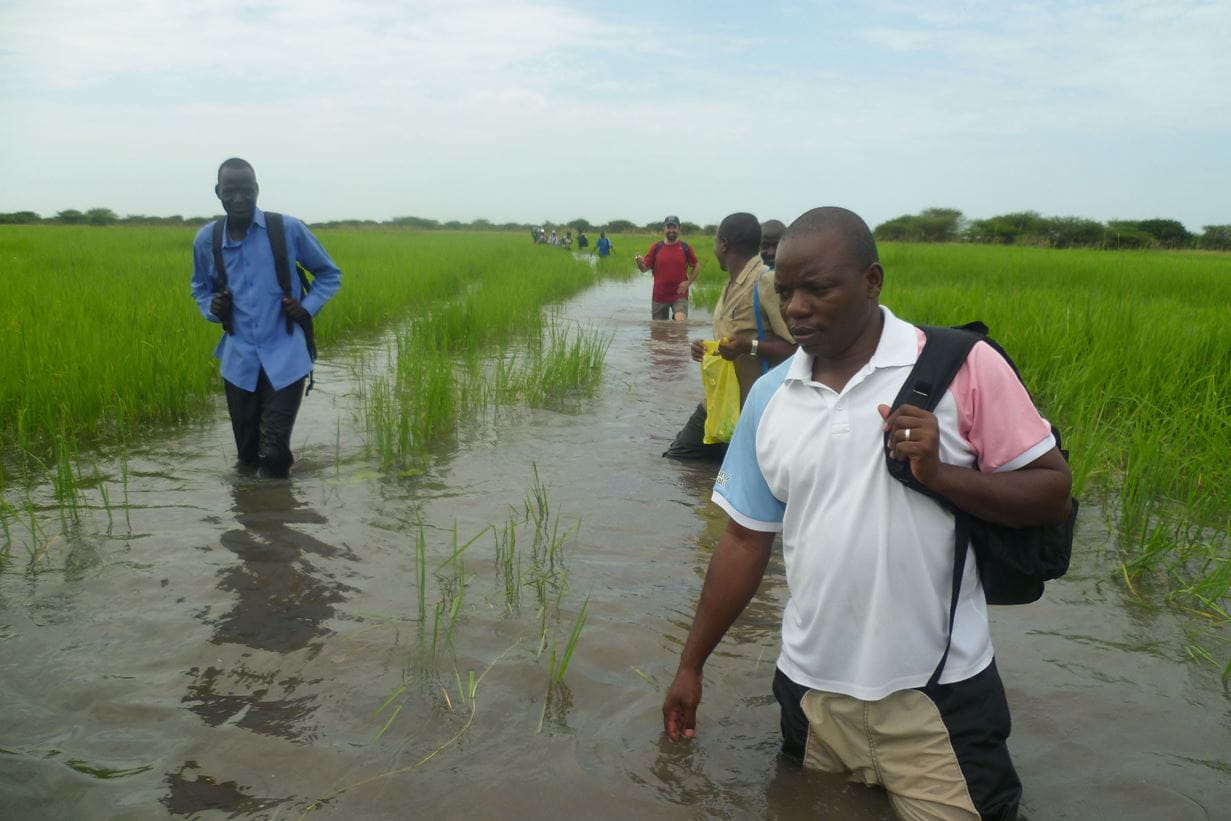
left=595, top=231, right=614, bottom=257
left=190, top=157, right=343, bottom=479
left=636, top=215, right=699, bottom=321
left=662, top=206, right=1072, bottom=820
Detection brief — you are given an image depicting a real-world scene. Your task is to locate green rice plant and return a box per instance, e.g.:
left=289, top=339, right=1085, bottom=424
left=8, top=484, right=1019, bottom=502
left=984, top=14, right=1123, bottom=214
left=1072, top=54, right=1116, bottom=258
left=24, top=502, right=45, bottom=564
left=537, top=593, right=591, bottom=733
left=409, top=521, right=492, bottom=663
left=493, top=519, right=521, bottom=610
left=304, top=640, right=521, bottom=817
left=434, top=521, right=489, bottom=575
left=371, top=682, right=407, bottom=742
left=358, top=242, right=620, bottom=473
left=445, top=590, right=464, bottom=649
left=631, top=666, right=658, bottom=688
left=51, top=436, right=81, bottom=524
left=120, top=456, right=131, bottom=531
left=0, top=228, right=218, bottom=466
left=551, top=593, right=590, bottom=684
left=429, top=600, right=442, bottom=661
left=414, top=516, right=427, bottom=628
left=524, top=463, right=550, bottom=543
left=95, top=464, right=113, bottom=535
left=0, top=499, right=13, bottom=564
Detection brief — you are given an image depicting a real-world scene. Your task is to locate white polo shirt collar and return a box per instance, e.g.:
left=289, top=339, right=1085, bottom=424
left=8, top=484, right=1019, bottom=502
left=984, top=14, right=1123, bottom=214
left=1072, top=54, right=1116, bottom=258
left=783, top=305, right=917, bottom=388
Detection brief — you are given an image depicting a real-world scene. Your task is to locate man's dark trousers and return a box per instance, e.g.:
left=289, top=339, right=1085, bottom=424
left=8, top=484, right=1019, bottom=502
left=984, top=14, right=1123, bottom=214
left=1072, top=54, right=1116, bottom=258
left=224, top=369, right=306, bottom=478
left=662, top=403, right=728, bottom=461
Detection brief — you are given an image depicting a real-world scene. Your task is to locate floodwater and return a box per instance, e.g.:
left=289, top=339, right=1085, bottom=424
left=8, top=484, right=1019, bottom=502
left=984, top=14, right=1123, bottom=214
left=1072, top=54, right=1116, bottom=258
left=2, top=277, right=1228, bottom=820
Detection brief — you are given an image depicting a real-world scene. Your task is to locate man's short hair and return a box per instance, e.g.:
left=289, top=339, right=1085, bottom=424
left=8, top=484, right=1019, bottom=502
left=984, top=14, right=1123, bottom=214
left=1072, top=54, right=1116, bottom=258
left=217, top=157, right=255, bottom=182
left=760, top=219, right=786, bottom=238
left=784, top=207, right=879, bottom=269
left=717, top=212, right=761, bottom=256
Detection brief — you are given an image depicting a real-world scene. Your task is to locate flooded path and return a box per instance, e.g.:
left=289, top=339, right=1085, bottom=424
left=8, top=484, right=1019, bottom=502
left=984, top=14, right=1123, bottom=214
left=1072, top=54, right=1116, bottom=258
left=2, top=278, right=1227, bottom=819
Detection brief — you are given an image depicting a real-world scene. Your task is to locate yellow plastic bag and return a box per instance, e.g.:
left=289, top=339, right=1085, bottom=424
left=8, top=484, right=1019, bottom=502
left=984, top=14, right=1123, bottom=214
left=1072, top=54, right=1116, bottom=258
left=701, top=340, right=740, bottom=444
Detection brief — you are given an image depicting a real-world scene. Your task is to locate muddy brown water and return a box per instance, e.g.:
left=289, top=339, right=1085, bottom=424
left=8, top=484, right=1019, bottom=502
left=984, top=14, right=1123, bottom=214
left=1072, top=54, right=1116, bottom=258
left=2, top=278, right=1228, bottom=820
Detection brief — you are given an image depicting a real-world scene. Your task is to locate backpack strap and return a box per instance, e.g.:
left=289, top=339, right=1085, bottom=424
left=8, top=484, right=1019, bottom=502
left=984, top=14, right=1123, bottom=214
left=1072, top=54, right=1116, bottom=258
left=210, top=219, right=233, bottom=335
left=885, top=325, right=983, bottom=497
left=885, top=323, right=985, bottom=688
left=647, top=240, right=664, bottom=269
left=264, top=211, right=318, bottom=393
left=210, top=219, right=227, bottom=291
left=752, top=274, right=768, bottom=375
left=264, top=211, right=314, bottom=314
left=929, top=513, right=971, bottom=690
left=648, top=240, right=694, bottom=272
left=264, top=212, right=294, bottom=328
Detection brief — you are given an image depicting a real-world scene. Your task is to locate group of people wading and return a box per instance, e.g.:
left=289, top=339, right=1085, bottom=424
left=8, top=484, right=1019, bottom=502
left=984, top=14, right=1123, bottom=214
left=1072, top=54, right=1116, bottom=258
left=191, top=160, right=1071, bottom=820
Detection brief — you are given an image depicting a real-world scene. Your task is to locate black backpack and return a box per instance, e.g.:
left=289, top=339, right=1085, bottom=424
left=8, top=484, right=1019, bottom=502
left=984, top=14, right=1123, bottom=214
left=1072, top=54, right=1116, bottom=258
left=885, top=322, right=1077, bottom=685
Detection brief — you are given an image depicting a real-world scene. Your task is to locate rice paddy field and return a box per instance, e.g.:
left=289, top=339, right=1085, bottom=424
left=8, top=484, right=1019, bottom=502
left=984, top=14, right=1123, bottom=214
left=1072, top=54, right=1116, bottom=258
left=0, top=226, right=1227, bottom=819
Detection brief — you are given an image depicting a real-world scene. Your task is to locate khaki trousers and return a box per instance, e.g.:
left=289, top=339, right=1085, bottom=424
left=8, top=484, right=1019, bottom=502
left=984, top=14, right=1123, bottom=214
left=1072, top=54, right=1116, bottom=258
left=775, top=663, right=1020, bottom=821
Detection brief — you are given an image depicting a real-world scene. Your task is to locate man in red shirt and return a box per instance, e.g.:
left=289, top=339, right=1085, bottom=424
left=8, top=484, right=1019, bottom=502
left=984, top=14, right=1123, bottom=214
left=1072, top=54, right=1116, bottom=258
left=636, top=215, right=699, bottom=320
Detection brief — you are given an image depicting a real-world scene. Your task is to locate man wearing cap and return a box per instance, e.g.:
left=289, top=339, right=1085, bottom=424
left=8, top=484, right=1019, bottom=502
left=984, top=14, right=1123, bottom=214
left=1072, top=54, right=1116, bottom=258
left=636, top=215, right=699, bottom=321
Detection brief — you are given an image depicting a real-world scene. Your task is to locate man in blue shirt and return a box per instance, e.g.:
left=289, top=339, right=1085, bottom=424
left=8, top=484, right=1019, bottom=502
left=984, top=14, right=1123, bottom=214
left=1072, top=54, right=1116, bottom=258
left=595, top=232, right=614, bottom=257
left=191, top=158, right=342, bottom=478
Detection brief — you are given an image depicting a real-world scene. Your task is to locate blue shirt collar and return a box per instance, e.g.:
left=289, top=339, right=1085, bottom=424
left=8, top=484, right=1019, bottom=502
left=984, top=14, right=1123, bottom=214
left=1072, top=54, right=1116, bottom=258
left=223, top=208, right=266, bottom=243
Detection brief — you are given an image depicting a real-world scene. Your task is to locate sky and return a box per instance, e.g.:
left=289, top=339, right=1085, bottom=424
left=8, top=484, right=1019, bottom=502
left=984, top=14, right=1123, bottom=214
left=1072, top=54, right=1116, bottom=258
left=2, top=0, right=1228, bottom=231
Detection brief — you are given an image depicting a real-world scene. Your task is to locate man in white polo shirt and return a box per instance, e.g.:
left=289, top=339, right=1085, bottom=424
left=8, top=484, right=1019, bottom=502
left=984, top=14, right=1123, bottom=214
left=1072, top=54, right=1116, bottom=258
left=662, top=207, right=1072, bottom=820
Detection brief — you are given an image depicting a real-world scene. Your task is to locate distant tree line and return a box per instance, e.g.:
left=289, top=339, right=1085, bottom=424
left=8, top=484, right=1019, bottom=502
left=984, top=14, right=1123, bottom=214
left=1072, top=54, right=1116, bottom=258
left=874, top=207, right=1231, bottom=251
left=16, top=206, right=1223, bottom=250
left=0, top=209, right=708, bottom=235
left=0, top=208, right=217, bottom=227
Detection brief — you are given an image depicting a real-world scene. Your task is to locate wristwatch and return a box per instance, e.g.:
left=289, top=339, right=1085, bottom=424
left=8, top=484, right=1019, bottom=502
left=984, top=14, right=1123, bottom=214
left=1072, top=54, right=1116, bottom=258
left=750, top=338, right=759, bottom=357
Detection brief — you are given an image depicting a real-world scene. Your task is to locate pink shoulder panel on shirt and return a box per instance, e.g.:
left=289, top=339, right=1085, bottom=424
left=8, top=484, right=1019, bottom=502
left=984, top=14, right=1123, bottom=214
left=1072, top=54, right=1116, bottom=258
left=915, top=330, right=1053, bottom=472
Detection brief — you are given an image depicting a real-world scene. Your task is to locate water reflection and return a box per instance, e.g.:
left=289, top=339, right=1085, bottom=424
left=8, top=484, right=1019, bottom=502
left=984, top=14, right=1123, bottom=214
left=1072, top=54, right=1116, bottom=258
left=182, top=660, right=320, bottom=740
left=646, top=321, right=694, bottom=379
left=161, top=760, right=288, bottom=817
left=183, top=479, right=355, bottom=741
left=168, top=479, right=357, bottom=814
left=672, top=459, right=788, bottom=648
left=210, top=479, right=354, bottom=653
left=762, top=755, right=895, bottom=820
left=645, top=735, right=893, bottom=819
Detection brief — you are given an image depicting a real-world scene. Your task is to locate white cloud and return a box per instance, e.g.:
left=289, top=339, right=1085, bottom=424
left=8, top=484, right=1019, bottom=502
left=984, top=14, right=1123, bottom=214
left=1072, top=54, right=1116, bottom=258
left=1, top=1, right=1227, bottom=228
left=862, top=1, right=1231, bottom=130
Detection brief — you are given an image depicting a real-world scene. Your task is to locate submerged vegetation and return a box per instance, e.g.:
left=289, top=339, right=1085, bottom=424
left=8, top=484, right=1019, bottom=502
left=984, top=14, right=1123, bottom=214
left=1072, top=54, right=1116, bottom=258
left=314, top=470, right=591, bottom=812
